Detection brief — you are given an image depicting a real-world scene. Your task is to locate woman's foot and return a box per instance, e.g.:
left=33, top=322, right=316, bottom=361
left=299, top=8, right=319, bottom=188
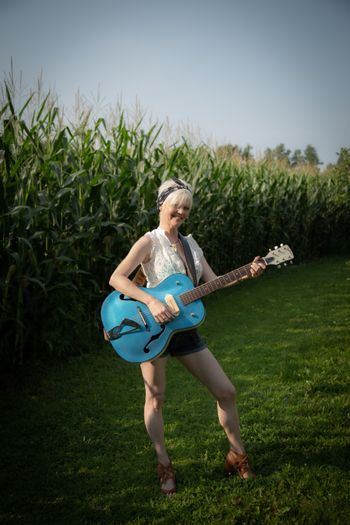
left=224, top=448, right=256, bottom=479
left=157, top=461, right=176, bottom=496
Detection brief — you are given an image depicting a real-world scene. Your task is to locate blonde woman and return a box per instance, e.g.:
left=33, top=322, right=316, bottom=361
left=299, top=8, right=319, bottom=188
left=109, top=178, right=265, bottom=496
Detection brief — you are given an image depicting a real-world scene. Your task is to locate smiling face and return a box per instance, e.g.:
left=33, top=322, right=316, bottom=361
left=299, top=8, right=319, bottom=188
left=159, top=189, right=192, bottom=230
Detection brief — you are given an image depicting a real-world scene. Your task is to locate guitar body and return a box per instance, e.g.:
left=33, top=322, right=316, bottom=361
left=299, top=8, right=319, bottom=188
left=101, top=273, right=205, bottom=363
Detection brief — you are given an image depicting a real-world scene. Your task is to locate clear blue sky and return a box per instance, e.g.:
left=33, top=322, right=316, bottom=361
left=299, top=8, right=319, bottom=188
left=1, top=0, right=349, bottom=165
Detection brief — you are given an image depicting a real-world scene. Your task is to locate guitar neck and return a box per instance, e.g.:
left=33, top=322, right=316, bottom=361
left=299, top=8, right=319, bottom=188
left=180, top=263, right=252, bottom=305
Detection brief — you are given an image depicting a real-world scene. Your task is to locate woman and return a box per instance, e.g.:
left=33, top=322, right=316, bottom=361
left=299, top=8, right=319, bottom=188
left=109, top=178, right=265, bottom=496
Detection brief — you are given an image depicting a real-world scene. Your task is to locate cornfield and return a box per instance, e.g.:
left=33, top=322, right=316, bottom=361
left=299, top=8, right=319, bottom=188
left=1, top=86, right=349, bottom=364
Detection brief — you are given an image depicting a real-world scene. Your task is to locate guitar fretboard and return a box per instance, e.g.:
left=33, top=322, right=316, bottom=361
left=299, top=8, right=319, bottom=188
left=180, top=263, right=252, bottom=305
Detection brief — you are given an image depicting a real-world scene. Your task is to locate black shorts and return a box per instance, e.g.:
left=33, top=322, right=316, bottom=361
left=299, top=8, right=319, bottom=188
left=161, top=329, right=207, bottom=358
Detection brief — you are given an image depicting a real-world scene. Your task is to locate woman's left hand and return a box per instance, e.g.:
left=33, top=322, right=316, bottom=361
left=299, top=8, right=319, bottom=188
left=250, top=256, right=266, bottom=278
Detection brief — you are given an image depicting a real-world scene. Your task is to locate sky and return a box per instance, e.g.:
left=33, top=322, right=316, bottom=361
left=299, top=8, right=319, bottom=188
left=1, top=0, right=350, bottom=165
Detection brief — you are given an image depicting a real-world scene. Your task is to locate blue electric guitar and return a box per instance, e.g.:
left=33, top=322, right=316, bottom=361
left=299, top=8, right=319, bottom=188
left=101, top=245, right=294, bottom=363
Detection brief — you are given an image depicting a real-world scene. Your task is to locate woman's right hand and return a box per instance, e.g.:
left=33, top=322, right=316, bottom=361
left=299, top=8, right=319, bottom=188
left=147, top=297, right=175, bottom=324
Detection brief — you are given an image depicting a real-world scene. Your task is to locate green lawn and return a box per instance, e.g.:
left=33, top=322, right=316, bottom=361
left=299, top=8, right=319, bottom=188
left=1, top=257, right=349, bottom=524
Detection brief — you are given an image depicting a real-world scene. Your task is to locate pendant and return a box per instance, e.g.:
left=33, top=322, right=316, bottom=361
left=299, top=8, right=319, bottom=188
left=171, top=243, right=178, bottom=252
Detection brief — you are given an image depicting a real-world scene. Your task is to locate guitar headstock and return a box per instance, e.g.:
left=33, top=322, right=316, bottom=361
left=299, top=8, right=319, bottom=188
left=262, top=244, right=294, bottom=267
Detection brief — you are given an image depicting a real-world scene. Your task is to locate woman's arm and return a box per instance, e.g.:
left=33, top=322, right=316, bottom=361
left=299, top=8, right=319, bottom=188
left=109, top=235, right=153, bottom=302
left=109, top=236, right=175, bottom=322
left=200, top=256, right=219, bottom=282
left=200, top=255, right=265, bottom=285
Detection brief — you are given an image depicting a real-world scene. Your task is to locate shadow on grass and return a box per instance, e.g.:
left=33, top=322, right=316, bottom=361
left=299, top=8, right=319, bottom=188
left=253, top=442, right=349, bottom=477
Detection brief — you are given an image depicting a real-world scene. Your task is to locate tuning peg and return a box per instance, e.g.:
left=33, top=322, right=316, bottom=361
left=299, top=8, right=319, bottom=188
left=274, top=245, right=278, bottom=249
left=284, top=263, right=287, bottom=266
left=278, top=265, right=281, bottom=269
left=280, top=243, right=284, bottom=247
left=290, top=261, right=293, bottom=265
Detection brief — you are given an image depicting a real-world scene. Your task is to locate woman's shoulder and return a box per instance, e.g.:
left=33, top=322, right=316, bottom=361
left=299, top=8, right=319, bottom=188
left=142, top=228, right=160, bottom=246
left=136, top=230, right=158, bottom=263
left=144, top=228, right=158, bottom=238
left=137, top=233, right=153, bottom=246
left=183, top=233, right=201, bottom=247
left=183, top=233, right=203, bottom=257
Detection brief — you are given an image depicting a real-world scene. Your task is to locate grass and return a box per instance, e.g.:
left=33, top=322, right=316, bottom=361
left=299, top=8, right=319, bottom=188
left=0, top=257, right=349, bottom=524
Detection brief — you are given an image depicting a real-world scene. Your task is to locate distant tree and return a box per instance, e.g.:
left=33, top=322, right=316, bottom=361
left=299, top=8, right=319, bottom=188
left=337, top=147, right=350, bottom=165
left=264, top=147, right=274, bottom=162
left=304, top=144, right=320, bottom=166
left=216, top=144, right=240, bottom=158
left=290, top=149, right=305, bottom=167
left=240, top=144, right=253, bottom=161
left=274, top=143, right=291, bottom=163
left=335, top=147, right=350, bottom=175
left=215, top=143, right=253, bottom=162
left=263, top=143, right=291, bottom=164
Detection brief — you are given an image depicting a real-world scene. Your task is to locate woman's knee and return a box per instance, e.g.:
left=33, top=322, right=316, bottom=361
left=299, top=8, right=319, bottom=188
left=216, top=383, right=237, bottom=404
left=145, top=386, right=165, bottom=411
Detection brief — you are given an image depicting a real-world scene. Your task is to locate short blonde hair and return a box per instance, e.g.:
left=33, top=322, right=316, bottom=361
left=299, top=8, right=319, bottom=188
left=157, top=178, right=193, bottom=210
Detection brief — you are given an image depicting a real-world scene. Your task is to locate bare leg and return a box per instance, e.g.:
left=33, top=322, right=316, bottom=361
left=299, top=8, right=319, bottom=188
left=176, top=348, right=246, bottom=454
left=140, top=357, right=168, bottom=463
left=140, top=357, right=175, bottom=492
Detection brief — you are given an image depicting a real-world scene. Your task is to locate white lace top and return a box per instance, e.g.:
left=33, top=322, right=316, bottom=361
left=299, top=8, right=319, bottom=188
left=141, top=227, right=203, bottom=288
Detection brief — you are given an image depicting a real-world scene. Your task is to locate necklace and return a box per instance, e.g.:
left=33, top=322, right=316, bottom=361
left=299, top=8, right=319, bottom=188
left=170, top=239, right=180, bottom=252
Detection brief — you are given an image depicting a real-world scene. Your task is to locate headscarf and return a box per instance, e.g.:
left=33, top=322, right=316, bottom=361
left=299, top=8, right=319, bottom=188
left=157, top=178, right=192, bottom=210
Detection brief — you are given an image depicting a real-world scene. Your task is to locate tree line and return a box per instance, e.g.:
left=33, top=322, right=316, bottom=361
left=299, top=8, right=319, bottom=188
left=216, top=143, right=350, bottom=172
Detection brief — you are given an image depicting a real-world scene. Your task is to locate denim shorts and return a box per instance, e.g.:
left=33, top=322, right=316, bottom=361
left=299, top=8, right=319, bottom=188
left=161, top=329, right=207, bottom=358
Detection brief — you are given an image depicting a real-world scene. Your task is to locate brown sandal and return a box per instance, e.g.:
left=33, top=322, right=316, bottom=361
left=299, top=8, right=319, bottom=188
left=157, top=461, right=176, bottom=496
left=224, top=449, right=256, bottom=480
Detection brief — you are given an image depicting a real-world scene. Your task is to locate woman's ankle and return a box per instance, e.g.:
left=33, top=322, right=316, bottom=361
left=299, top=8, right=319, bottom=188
left=156, top=451, right=170, bottom=466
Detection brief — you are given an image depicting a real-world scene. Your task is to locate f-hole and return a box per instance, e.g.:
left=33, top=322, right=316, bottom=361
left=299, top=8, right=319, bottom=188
left=120, top=294, right=137, bottom=302
left=144, top=324, right=166, bottom=353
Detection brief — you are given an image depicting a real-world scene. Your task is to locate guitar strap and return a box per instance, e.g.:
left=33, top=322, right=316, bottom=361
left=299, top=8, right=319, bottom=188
left=179, top=233, right=198, bottom=287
